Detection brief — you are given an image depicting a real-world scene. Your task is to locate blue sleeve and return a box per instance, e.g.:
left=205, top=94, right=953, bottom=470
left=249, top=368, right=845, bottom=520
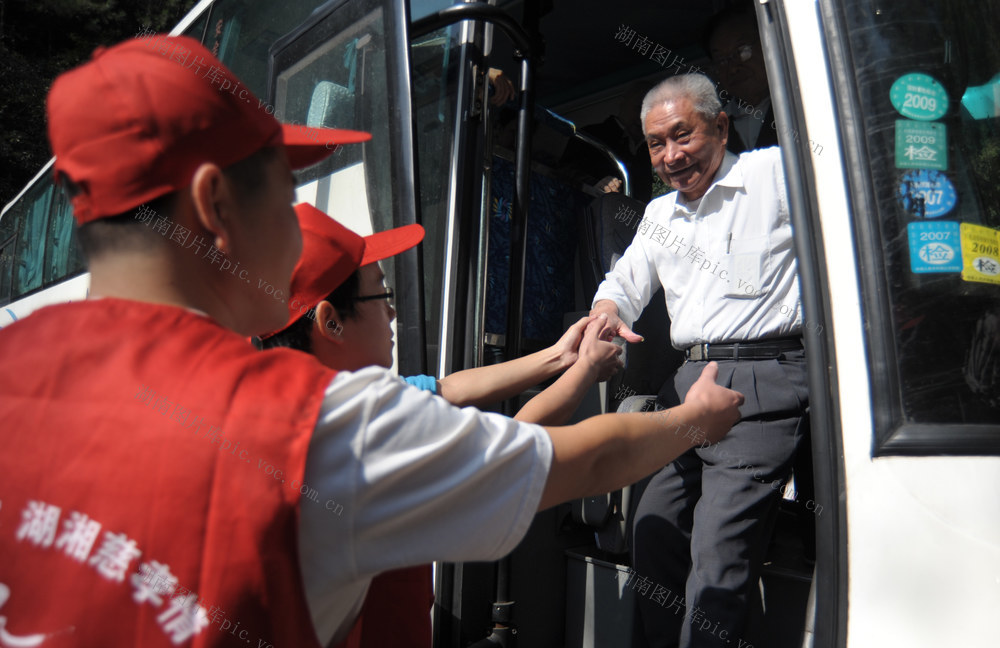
left=403, top=374, right=438, bottom=393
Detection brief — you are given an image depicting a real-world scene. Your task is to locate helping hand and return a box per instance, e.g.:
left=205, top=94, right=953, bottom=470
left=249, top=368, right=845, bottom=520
left=578, top=314, right=624, bottom=382
left=682, top=362, right=745, bottom=444
left=551, top=315, right=593, bottom=369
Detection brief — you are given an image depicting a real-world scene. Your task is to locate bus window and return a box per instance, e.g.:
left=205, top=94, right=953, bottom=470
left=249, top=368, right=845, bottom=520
left=410, top=0, right=455, bottom=22
left=179, top=4, right=210, bottom=43
left=272, top=1, right=397, bottom=238
left=836, top=0, right=1000, bottom=442
left=205, top=0, right=329, bottom=99
left=270, top=0, right=422, bottom=373
left=0, top=204, right=15, bottom=306
left=13, top=179, right=54, bottom=299
left=43, top=184, right=85, bottom=286
left=410, top=24, right=461, bottom=372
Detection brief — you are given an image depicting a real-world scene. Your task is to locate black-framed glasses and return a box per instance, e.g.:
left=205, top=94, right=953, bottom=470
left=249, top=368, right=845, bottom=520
left=713, top=44, right=753, bottom=68
left=355, top=288, right=394, bottom=306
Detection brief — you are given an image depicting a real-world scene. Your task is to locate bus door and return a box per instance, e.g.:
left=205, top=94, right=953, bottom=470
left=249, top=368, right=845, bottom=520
left=267, top=6, right=545, bottom=642
left=264, top=0, right=427, bottom=375
left=409, top=2, right=823, bottom=648
left=763, top=0, right=1000, bottom=645
left=409, top=6, right=568, bottom=647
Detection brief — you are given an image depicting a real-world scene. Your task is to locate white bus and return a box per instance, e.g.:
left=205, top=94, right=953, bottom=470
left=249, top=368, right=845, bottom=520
left=2, top=1, right=998, bottom=646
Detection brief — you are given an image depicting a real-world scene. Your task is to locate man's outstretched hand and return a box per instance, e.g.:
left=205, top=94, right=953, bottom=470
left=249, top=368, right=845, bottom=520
left=590, top=300, right=643, bottom=344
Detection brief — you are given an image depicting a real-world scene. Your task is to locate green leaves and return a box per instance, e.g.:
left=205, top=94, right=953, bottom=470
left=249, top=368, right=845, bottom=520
left=0, top=0, right=194, bottom=205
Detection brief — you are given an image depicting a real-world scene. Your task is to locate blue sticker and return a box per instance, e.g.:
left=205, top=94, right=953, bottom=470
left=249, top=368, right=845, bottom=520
left=908, top=221, right=963, bottom=273
left=898, top=170, right=957, bottom=219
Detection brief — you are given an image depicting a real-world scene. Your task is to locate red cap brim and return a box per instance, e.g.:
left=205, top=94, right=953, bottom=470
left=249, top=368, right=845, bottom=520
left=282, top=124, right=372, bottom=170
left=361, top=224, right=425, bottom=266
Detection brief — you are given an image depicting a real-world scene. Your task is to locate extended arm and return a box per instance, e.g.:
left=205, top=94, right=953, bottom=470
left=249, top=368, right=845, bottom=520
left=590, top=223, right=662, bottom=343
left=436, top=316, right=600, bottom=408
left=514, top=315, right=622, bottom=425
left=537, top=362, right=743, bottom=510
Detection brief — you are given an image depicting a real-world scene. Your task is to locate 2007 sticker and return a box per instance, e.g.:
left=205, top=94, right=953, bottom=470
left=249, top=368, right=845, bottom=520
left=907, top=221, right=962, bottom=273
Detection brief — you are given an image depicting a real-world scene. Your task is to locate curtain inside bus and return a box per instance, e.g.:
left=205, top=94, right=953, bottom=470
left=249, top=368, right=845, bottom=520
left=14, top=181, right=53, bottom=298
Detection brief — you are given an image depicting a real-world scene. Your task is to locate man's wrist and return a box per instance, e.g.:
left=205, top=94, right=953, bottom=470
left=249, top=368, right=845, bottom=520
left=590, top=300, right=619, bottom=318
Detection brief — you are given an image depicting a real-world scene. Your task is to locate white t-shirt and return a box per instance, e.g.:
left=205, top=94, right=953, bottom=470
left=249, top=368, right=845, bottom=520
left=297, top=366, right=553, bottom=645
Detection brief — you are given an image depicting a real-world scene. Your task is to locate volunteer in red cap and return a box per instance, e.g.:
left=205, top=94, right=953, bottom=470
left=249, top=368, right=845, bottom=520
left=0, top=34, right=743, bottom=648
left=261, top=204, right=626, bottom=647
left=268, top=203, right=623, bottom=422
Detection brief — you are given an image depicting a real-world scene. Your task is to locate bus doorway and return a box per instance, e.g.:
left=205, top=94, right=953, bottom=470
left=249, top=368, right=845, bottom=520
left=408, top=3, right=821, bottom=648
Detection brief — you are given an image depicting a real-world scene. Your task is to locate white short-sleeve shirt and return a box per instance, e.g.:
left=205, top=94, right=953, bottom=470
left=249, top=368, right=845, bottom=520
left=297, top=366, right=553, bottom=645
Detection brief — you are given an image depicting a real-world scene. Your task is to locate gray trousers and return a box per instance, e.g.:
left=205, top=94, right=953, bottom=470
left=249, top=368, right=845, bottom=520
left=632, top=350, right=809, bottom=648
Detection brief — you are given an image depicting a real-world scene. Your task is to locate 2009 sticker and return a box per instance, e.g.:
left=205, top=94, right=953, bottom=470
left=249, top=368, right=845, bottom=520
left=960, top=223, right=1000, bottom=285
left=890, top=73, right=949, bottom=120
left=897, top=169, right=956, bottom=219
left=895, top=120, right=947, bottom=170
left=907, top=221, right=962, bottom=273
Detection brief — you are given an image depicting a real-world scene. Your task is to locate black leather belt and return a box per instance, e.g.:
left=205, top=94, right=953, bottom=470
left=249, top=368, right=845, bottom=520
left=685, top=337, right=803, bottom=361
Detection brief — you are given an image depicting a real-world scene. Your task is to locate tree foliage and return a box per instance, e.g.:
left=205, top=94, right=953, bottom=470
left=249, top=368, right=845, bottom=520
left=0, top=0, right=195, bottom=205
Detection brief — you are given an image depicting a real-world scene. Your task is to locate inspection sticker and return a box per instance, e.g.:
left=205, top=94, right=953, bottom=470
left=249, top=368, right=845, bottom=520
left=908, top=221, right=962, bottom=273
left=960, top=223, right=1000, bottom=285
left=895, top=120, right=947, bottom=170
left=897, top=169, right=956, bottom=219
left=890, top=73, right=949, bottom=121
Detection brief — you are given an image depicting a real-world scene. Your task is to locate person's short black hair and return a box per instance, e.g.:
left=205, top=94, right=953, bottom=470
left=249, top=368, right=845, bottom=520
left=73, top=191, right=178, bottom=261
left=71, top=147, right=280, bottom=262
left=260, top=270, right=362, bottom=353
left=702, top=1, right=759, bottom=56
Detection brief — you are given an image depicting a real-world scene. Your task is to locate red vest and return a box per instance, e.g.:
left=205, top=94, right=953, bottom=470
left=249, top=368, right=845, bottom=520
left=0, top=299, right=335, bottom=647
left=339, top=566, right=434, bottom=648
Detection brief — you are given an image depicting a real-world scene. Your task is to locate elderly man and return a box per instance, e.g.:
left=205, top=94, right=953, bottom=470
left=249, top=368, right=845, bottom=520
left=591, top=73, right=809, bottom=648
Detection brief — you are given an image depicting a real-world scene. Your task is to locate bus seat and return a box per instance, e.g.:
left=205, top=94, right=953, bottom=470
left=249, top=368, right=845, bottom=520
left=591, top=395, right=662, bottom=554
left=578, top=191, right=648, bottom=299
left=616, top=394, right=661, bottom=413
left=566, top=393, right=662, bottom=554
left=307, top=80, right=355, bottom=129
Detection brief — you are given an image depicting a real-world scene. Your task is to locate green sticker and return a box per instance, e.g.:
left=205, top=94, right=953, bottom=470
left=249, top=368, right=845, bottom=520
left=895, top=120, right=947, bottom=170
left=890, top=73, right=949, bottom=120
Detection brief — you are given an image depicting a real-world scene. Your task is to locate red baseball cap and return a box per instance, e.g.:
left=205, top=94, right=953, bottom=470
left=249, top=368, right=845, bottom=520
left=272, top=203, right=424, bottom=335
left=47, top=34, right=372, bottom=224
